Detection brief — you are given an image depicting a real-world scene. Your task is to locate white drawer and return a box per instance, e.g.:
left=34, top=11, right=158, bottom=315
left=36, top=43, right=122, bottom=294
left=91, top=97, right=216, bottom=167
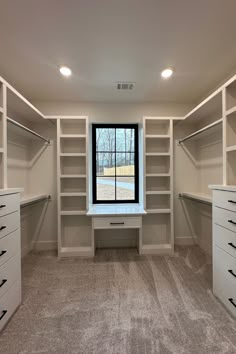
left=0, top=211, right=20, bottom=239
left=0, top=255, right=21, bottom=298
left=213, top=206, right=236, bottom=233
left=0, top=193, right=20, bottom=217
left=213, top=190, right=236, bottom=212
left=0, top=229, right=20, bottom=268
left=93, top=216, right=142, bottom=229
left=213, top=246, right=236, bottom=317
left=0, top=280, right=21, bottom=332
left=214, top=223, right=236, bottom=259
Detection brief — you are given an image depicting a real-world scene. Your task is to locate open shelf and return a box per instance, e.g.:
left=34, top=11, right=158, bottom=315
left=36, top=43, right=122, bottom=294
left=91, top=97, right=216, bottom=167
left=59, top=246, right=93, bottom=257
left=145, top=138, right=170, bottom=153
left=145, top=152, right=170, bottom=156
left=146, top=209, right=171, bottom=214
left=61, top=195, right=87, bottom=212
left=226, top=80, right=236, bottom=111
left=60, top=174, right=87, bottom=178
left=60, top=156, right=86, bottom=175
left=226, top=105, right=236, bottom=117
left=145, top=119, right=170, bottom=135
left=226, top=145, right=236, bottom=153
left=146, top=155, right=170, bottom=174
left=60, top=215, right=92, bottom=250
left=146, top=191, right=170, bottom=195
left=145, top=134, right=170, bottom=139
left=61, top=178, right=86, bottom=193
left=146, top=173, right=170, bottom=177
left=60, top=211, right=87, bottom=216
left=60, top=118, right=86, bottom=135
left=141, top=243, right=172, bottom=254
left=20, top=194, right=50, bottom=207
left=60, top=134, right=86, bottom=139
left=60, top=153, right=86, bottom=157
left=179, top=192, right=212, bottom=205
left=60, top=137, right=86, bottom=154
left=7, top=116, right=50, bottom=144
left=226, top=111, right=236, bottom=148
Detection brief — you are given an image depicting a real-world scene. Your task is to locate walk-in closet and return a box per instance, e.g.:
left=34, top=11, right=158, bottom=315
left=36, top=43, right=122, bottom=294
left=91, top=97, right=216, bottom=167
left=0, top=1, right=236, bottom=353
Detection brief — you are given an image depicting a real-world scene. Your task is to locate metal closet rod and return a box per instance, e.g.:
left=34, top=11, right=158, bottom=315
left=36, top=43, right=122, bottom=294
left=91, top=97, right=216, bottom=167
left=178, top=118, right=223, bottom=144
left=7, top=117, right=50, bottom=144
left=179, top=193, right=212, bottom=205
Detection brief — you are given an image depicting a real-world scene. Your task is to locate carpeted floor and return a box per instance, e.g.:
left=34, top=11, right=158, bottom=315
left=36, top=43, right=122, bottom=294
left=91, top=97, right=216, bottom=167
left=0, top=246, right=236, bottom=354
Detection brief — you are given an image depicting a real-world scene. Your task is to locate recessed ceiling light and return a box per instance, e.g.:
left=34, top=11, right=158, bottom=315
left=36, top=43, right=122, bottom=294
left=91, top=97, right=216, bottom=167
left=161, top=68, right=173, bottom=79
left=59, top=66, right=72, bottom=77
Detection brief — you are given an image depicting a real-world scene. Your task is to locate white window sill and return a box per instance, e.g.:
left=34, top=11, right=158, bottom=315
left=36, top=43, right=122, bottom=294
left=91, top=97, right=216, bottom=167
left=87, top=204, right=146, bottom=216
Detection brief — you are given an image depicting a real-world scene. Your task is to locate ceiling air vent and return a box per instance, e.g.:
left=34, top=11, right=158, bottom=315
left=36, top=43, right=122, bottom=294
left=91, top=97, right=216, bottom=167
left=117, top=82, right=135, bottom=90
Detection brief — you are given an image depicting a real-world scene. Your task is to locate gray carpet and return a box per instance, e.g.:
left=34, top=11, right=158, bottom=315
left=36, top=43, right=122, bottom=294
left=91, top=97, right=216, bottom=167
left=0, top=246, right=236, bottom=354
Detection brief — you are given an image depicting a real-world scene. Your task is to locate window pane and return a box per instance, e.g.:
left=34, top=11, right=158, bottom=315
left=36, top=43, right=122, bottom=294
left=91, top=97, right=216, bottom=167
left=116, top=177, right=135, bottom=200
left=116, top=128, right=135, bottom=152
left=96, top=153, right=115, bottom=176
left=96, top=128, right=115, bottom=151
left=116, top=153, right=135, bottom=176
left=97, top=177, right=115, bottom=200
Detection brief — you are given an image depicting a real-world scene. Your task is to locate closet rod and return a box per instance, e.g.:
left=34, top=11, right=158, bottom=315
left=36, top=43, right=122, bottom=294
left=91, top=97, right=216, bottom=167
left=178, top=118, right=222, bottom=144
left=20, top=195, right=51, bottom=208
left=7, top=117, right=50, bottom=144
left=179, top=193, right=212, bottom=205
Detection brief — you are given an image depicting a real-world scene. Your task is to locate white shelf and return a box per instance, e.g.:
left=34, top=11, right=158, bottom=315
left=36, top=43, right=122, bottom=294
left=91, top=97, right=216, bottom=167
left=60, top=134, right=86, bottom=138
left=145, top=191, right=171, bottom=195
left=60, top=174, right=87, bottom=178
left=146, top=209, right=171, bottom=214
left=226, top=105, right=236, bottom=116
left=20, top=194, right=50, bottom=207
left=179, top=192, right=212, bottom=205
left=60, top=192, right=86, bottom=197
left=60, top=153, right=86, bottom=157
left=146, top=173, right=170, bottom=177
left=0, top=148, right=4, bottom=153
left=59, top=246, right=93, bottom=257
left=226, top=145, right=236, bottom=153
left=60, top=211, right=87, bottom=215
left=0, top=107, right=3, bottom=114
left=141, top=243, right=172, bottom=254
left=145, top=134, right=170, bottom=139
left=145, top=153, right=170, bottom=156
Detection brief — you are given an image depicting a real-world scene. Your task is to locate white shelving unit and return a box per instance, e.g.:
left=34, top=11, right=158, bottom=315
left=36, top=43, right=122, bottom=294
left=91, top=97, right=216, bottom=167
left=57, top=117, right=92, bottom=257
left=142, top=117, right=174, bottom=254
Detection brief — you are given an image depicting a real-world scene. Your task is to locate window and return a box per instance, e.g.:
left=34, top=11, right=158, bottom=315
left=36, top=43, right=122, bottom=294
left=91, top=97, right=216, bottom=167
left=92, top=124, right=139, bottom=203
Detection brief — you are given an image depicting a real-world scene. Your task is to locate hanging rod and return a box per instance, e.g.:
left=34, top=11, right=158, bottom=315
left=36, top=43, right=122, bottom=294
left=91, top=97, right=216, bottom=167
left=178, top=118, right=223, bottom=144
left=20, top=194, right=51, bottom=208
left=179, top=193, right=212, bottom=205
left=7, top=117, right=50, bottom=144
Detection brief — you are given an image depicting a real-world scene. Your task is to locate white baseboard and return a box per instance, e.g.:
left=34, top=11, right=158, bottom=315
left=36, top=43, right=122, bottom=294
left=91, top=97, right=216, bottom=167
left=32, top=241, right=57, bottom=251
left=175, top=236, right=198, bottom=246
left=21, top=244, right=33, bottom=258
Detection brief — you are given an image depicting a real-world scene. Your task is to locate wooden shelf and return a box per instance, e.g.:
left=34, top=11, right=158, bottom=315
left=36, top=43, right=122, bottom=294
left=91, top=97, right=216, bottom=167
left=145, top=134, right=170, bottom=139
left=226, top=105, right=236, bottom=117
left=59, top=246, right=93, bottom=257
left=20, top=194, right=50, bottom=207
left=60, top=153, right=86, bottom=157
left=145, top=153, right=170, bottom=156
left=226, top=145, right=236, bottom=153
left=179, top=192, right=212, bottom=205
left=141, top=243, right=172, bottom=254
left=146, top=173, right=170, bottom=177
left=60, top=174, right=87, bottom=178
left=60, top=134, right=86, bottom=138
left=145, top=191, right=171, bottom=195
left=60, top=192, right=86, bottom=197
left=60, top=211, right=87, bottom=215
left=146, top=209, right=171, bottom=214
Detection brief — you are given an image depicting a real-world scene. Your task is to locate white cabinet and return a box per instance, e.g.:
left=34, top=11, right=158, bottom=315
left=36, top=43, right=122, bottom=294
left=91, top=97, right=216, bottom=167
left=212, top=187, right=236, bottom=317
left=0, top=191, right=21, bottom=331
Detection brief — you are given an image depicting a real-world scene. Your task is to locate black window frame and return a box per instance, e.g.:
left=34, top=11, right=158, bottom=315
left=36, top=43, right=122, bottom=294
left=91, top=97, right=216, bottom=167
left=92, top=123, right=139, bottom=204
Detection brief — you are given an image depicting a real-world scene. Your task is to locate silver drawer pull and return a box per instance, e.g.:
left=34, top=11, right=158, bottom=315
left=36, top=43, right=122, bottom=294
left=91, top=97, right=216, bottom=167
left=229, top=298, right=236, bottom=309
left=0, top=205, right=6, bottom=209
left=110, top=222, right=125, bottom=225
left=228, top=242, right=236, bottom=249
left=228, top=220, right=236, bottom=226
left=0, top=226, right=6, bottom=231
left=0, top=310, right=7, bottom=321
left=228, top=200, right=236, bottom=204
left=0, top=279, right=7, bottom=288
left=0, top=250, right=7, bottom=257
left=228, top=270, right=236, bottom=279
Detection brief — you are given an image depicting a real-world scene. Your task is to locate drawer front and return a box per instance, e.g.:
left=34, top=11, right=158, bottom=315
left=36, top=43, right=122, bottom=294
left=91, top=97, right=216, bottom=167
left=0, top=280, right=21, bottom=332
left=0, top=229, right=21, bottom=268
left=0, top=255, right=21, bottom=298
left=93, top=216, right=142, bottom=229
left=0, top=193, right=20, bottom=217
left=0, top=211, right=20, bottom=239
left=213, top=190, right=236, bottom=212
left=213, top=246, right=236, bottom=317
left=213, top=206, right=236, bottom=233
left=214, top=223, right=236, bottom=259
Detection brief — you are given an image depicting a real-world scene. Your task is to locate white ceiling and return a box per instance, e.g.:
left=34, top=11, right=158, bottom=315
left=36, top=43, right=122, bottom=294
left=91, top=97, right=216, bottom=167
left=0, top=0, right=236, bottom=104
